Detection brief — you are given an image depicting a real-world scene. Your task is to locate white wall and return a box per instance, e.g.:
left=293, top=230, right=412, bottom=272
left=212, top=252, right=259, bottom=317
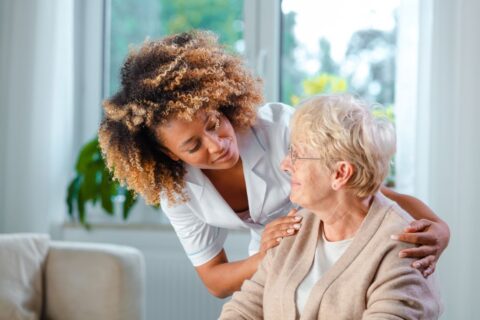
left=0, top=0, right=75, bottom=233
left=418, top=0, right=480, bottom=318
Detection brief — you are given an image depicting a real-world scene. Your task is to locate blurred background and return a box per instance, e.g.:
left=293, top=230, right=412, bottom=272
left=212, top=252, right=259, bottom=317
left=0, top=0, right=478, bottom=319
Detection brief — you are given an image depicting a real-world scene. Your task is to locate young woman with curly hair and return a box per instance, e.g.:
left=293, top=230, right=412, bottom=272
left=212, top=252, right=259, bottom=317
left=98, top=30, right=450, bottom=298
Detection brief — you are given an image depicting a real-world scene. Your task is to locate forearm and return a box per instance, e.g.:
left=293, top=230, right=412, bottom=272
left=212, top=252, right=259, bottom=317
left=195, top=250, right=263, bottom=298
left=220, top=250, right=270, bottom=319
left=380, top=186, right=443, bottom=223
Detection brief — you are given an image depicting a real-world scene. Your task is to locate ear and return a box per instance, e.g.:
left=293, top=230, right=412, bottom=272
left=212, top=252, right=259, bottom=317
left=331, top=161, right=354, bottom=190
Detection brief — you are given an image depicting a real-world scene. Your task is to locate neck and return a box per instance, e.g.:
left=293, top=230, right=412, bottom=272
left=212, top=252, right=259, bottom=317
left=313, top=192, right=373, bottom=241
left=202, top=157, right=243, bottom=181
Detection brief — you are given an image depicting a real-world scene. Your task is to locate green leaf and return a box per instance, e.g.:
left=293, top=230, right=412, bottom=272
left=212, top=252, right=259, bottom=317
left=80, top=167, right=98, bottom=202
left=66, top=176, right=81, bottom=216
left=77, top=188, right=92, bottom=230
left=77, top=187, right=86, bottom=224
left=122, top=190, right=137, bottom=220
left=100, top=168, right=115, bottom=215
left=75, top=138, right=100, bottom=173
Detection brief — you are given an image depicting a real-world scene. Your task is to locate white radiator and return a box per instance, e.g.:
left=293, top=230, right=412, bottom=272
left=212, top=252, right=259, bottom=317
left=62, top=223, right=250, bottom=320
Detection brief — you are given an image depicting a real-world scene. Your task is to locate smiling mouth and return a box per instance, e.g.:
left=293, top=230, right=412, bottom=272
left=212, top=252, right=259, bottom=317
left=213, top=141, right=232, bottom=163
left=291, top=180, right=300, bottom=187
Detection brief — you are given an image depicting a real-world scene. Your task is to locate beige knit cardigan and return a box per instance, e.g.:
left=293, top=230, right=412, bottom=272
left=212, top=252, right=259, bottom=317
left=220, top=192, right=441, bottom=320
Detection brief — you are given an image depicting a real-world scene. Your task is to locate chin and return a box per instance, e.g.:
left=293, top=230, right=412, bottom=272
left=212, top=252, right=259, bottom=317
left=289, top=194, right=299, bottom=205
left=217, top=151, right=240, bottom=170
left=225, top=149, right=240, bottom=166
left=290, top=194, right=310, bottom=209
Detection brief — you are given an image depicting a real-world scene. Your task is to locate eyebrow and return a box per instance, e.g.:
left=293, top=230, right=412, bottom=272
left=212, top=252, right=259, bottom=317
left=179, top=114, right=211, bottom=149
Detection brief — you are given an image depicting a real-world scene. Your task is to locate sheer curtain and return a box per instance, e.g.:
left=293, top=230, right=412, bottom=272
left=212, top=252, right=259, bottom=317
left=415, top=0, right=480, bottom=318
left=0, top=0, right=75, bottom=233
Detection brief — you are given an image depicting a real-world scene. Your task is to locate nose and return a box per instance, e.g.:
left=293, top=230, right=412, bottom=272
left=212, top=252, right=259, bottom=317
left=280, top=155, right=293, bottom=173
left=204, top=132, right=223, bottom=154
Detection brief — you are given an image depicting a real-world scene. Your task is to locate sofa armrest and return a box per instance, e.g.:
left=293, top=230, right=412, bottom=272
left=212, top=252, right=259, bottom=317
left=44, top=241, right=145, bottom=320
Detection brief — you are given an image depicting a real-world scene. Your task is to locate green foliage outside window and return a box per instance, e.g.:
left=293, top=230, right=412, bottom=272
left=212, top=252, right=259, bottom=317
left=290, top=73, right=348, bottom=106
left=109, top=0, right=243, bottom=95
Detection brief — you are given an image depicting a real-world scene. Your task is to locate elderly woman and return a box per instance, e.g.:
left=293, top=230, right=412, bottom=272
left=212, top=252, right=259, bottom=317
left=220, top=94, right=441, bottom=319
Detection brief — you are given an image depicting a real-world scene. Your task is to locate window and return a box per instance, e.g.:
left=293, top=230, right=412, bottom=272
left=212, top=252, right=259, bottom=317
left=281, top=0, right=399, bottom=105
left=107, top=0, right=245, bottom=95
left=280, top=0, right=414, bottom=188
left=102, top=0, right=419, bottom=194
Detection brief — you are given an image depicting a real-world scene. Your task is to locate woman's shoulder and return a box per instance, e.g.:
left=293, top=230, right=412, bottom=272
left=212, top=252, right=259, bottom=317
left=379, top=198, right=414, bottom=236
left=268, top=209, right=319, bottom=258
left=256, top=102, right=295, bottom=125
left=296, top=208, right=317, bottom=224
left=369, top=193, right=416, bottom=251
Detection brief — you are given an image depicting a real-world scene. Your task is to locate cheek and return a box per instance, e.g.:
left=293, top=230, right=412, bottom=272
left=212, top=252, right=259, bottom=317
left=191, top=151, right=210, bottom=163
left=221, top=121, right=239, bottom=148
left=177, top=149, right=209, bottom=165
left=302, top=175, right=318, bottom=198
left=293, top=166, right=324, bottom=195
left=219, top=115, right=234, bottom=132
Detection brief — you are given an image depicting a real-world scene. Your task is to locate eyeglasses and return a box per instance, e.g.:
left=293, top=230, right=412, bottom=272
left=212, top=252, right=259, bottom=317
left=288, top=145, right=322, bottom=166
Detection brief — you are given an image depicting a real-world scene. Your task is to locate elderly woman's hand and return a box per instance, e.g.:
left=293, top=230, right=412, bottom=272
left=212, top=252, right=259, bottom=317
left=391, top=219, right=450, bottom=277
left=259, top=208, right=302, bottom=255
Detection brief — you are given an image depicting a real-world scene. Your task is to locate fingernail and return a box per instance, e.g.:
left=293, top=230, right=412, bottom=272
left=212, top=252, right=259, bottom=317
left=287, top=228, right=294, bottom=234
left=390, top=235, right=399, bottom=240
left=276, top=237, right=282, bottom=242
left=293, top=223, right=301, bottom=230
left=413, top=262, right=420, bottom=268
left=294, top=216, right=302, bottom=221
left=399, top=252, right=407, bottom=258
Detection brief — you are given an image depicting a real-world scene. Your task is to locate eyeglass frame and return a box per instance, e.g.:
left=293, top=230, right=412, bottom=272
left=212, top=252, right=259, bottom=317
left=288, top=145, right=323, bottom=166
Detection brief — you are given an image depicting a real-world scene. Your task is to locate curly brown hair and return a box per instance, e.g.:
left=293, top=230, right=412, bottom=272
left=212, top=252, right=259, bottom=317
left=98, top=30, right=263, bottom=206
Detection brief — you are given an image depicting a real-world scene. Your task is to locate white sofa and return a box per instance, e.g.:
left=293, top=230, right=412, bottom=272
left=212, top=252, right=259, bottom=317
left=0, top=233, right=145, bottom=320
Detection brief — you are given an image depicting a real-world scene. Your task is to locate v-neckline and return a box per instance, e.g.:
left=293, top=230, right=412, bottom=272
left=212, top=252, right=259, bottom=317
left=202, top=158, right=249, bottom=214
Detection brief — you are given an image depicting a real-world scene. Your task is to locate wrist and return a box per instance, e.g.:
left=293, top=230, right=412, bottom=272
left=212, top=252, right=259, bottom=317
left=249, top=251, right=266, bottom=270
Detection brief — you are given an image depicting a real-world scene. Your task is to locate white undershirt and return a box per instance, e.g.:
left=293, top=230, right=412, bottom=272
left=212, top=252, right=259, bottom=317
left=295, top=228, right=353, bottom=315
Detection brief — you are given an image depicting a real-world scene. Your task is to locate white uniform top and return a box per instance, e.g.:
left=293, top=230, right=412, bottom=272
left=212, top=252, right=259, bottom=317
left=295, top=231, right=353, bottom=315
left=160, top=103, right=295, bottom=266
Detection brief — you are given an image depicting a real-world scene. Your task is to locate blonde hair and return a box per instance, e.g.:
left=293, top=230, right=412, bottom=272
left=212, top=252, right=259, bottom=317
left=98, top=30, right=263, bottom=206
left=291, top=94, right=396, bottom=197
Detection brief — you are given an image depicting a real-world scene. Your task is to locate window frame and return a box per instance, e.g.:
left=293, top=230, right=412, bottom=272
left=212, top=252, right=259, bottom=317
left=73, top=0, right=107, bottom=152
left=244, top=0, right=281, bottom=102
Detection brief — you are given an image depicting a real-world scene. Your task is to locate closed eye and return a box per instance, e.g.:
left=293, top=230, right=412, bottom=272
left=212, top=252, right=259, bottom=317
left=188, top=141, right=201, bottom=153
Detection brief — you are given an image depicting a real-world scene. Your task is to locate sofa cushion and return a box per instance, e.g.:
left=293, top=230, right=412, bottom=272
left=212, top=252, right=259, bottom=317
left=0, top=233, right=50, bottom=320
left=45, top=241, right=145, bottom=320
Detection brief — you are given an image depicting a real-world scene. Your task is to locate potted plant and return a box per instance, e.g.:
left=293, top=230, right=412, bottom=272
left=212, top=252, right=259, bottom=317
left=66, top=137, right=137, bottom=228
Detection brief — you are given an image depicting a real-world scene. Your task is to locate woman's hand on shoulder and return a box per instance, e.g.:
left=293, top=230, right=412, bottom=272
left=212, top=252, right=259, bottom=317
left=259, top=208, right=302, bottom=256
left=391, top=218, right=450, bottom=277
